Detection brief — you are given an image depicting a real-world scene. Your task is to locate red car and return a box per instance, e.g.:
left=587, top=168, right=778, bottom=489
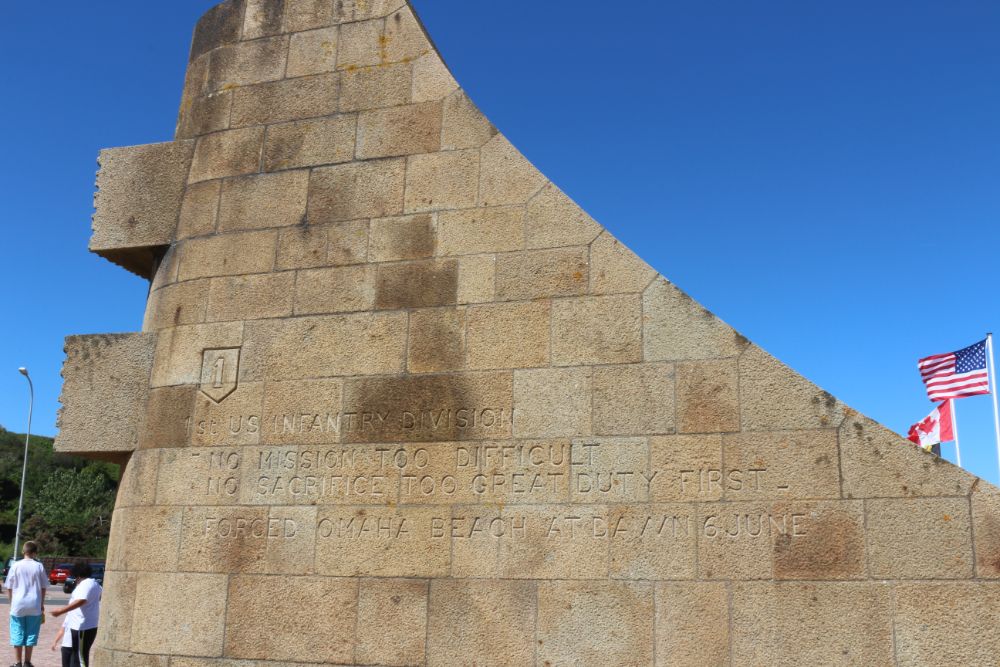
left=49, top=563, right=73, bottom=585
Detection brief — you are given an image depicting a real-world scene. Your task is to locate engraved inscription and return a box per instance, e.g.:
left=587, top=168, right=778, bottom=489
left=199, top=348, right=240, bottom=403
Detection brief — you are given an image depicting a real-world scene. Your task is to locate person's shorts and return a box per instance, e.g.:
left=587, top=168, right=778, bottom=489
left=9, top=614, right=42, bottom=646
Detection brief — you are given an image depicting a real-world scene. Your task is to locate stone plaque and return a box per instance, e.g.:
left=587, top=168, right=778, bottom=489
left=54, top=1, right=1000, bottom=665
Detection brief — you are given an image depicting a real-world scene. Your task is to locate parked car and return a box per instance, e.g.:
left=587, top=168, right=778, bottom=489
left=49, top=563, right=73, bottom=585
left=1, top=557, right=14, bottom=581
left=63, top=563, right=105, bottom=594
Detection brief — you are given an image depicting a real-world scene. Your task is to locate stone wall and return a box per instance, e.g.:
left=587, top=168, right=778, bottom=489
left=57, top=1, right=1000, bottom=665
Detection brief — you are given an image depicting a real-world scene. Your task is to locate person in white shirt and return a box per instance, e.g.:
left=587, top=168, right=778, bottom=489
left=49, top=618, right=72, bottom=667
left=4, top=541, right=47, bottom=667
left=50, top=563, right=101, bottom=667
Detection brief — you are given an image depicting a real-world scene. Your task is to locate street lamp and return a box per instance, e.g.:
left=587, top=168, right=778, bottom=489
left=13, top=367, right=33, bottom=563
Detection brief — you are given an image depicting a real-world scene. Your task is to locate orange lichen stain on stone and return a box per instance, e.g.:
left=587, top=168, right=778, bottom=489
left=942, top=515, right=952, bottom=522
left=378, top=34, right=391, bottom=64
left=572, top=271, right=584, bottom=282
left=221, top=83, right=239, bottom=92
left=343, top=64, right=359, bottom=73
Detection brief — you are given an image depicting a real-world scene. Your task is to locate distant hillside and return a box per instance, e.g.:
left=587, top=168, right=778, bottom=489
left=0, top=426, right=118, bottom=558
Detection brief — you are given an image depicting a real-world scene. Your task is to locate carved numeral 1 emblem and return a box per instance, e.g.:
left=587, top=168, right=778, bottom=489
left=200, top=348, right=240, bottom=403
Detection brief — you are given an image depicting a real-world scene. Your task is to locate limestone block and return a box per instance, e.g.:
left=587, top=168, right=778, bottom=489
left=771, top=499, right=866, bottom=580
left=177, top=230, right=276, bottom=281
left=56, top=333, right=156, bottom=455
left=370, top=213, right=435, bottom=261
left=190, top=381, right=264, bottom=447
left=276, top=222, right=329, bottom=269
left=177, top=90, right=233, bottom=139
left=592, top=363, right=675, bottom=436
left=242, top=313, right=406, bottom=380
left=177, top=180, right=220, bottom=239
left=407, top=307, right=466, bottom=373
left=261, top=378, right=343, bottom=446
left=338, top=18, right=383, bottom=70
left=375, top=259, right=458, bottom=309
left=155, top=447, right=241, bottom=507
left=536, top=581, right=654, bottom=667
left=178, top=506, right=268, bottom=574
left=383, top=6, right=432, bottom=63
left=739, top=344, right=846, bottom=430
left=356, top=578, right=428, bottom=666
left=107, top=506, right=182, bottom=573
left=115, top=449, right=160, bottom=508
left=143, top=279, right=209, bottom=330
left=894, top=582, right=1000, bottom=666
left=189, top=127, right=265, bottom=183
left=219, top=170, right=309, bottom=231
left=150, top=321, right=244, bottom=387
left=230, top=73, right=339, bottom=127
left=865, top=497, right=974, bottom=579
left=697, top=501, right=774, bottom=579
left=265, top=506, right=318, bottom=574
left=189, top=0, right=244, bottom=61
left=137, top=385, right=195, bottom=450
left=722, top=430, right=840, bottom=500
left=656, top=582, right=730, bottom=667
left=97, top=649, right=170, bottom=667
left=97, top=570, right=137, bottom=651
left=404, top=150, right=480, bottom=213
left=150, top=244, right=181, bottom=290
left=426, top=580, right=535, bottom=667
left=648, top=434, right=724, bottom=502
left=479, top=134, right=546, bottom=206
left=412, top=53, right=458, bottom=102
left=308, top=158, right=405, bottom=222
left=731, top=582, right=894, bottom=666
left=514, top=367, right=591, bottom=438
left=450, top=505, right=609, bottom=579
left=328, top=219, right=370, bottom=264
left=972, top=484, right=1000, bottom=577
left=225, top=575, right=357, bottom=663
left=643, top=277, right=748, bottom=361
left=336, top=0, right=407, bottom=24
left=839, top=412, right=974, bottom=498
left=242, top=0, right=283, bottom=40
left=495, top=246, right=589, bottom=301
left=206, top=272, right=296, bottom=322
left=92, top=141, right=195, bottom=275
left=525, top=182, right=602, bottom=250
left=609, top=503, right=697, bottom=580
left=283, top=0, right=337, bottom=32
left=466, top=301, right=550, bottom=370
left=314, top=506, right=450, bottom=577
left=570, top=438, right=649, bottom=504
left=438, top=206, right=525, bottom=256
left=675, top=358, right=740, bottom=434
left=206, top=36, right=287, bottom=92
left=177, top=55, right=210, bottom=138
left=590, top=230, right=656, bottom=294
left=441, top=91, right=497, bottom=150
left=339, top=63, right=412, bottom=112
left=263, top=115, right=357, bottom=172
left=341, top=372, right=512, bottom=442
left=457, top=254, right=496, bottom=304
left=552, top=294, right=642, bottom=365
left=287, top=26, right=338, bottom=77
left=356, top=101, right=443, bottom=159
left=294, top=264, right=376, bottom=314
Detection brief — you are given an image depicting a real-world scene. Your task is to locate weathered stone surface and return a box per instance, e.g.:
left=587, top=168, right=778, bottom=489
left=466, top=301, right=550, bottom=370
left=261, top=378, right=343, bottom=446
left=643, top=277, right=748, bottom=361
left=495, top=246, right=589, bottom=300
left=107, top=505, right=182, bottom=573
left=177, top=90, right=233, bottom=139
left=206, top=272, right=295, bottom=322
left=375, top=259, right=458, bottom=309
left=206, top=37, right=287, bottom=92
left=337, top=19, right=383, bottom=70
left=286, top=26, right=338, bottom=77
left=865, top=497, right=974, bottom=579
left=308, top=158, right=405, bottom=222
left=189, top=127, right=265, bottom=183
left=294, top=264, right=376, bottom=315
left=407, top=307, right=466, bottom=373
left=243, top=0, right=283, bottom=40
left=514, top=367, right=592, bottom=438
left=413, top=53, right=458, bottom=102
left=479, top=134, right=546, bottom=206
left=972, top=483, right=1000, bottom=577
left=731, top=583, right=894, bottom=666
left=648, top=434, right=724, bottom=502
left=143, top=279, right=209, bottom=330
left=356, top=578, right=428, bottom=666
left=438, top=205, right=524, bottom=256
left=137, top=385, right=195, bottom=450
left=405, top=150, right=480, bottom=213
left=130, top=572, right=228, bottom=656
left=97, top=570, right=137, bottom=651
left=676, top=358, right=740, bottom=433
left=218, top=170, right=310, bottom=231
left=722, top=430, right=841, bottom=499
left=369, top=213, right=435, bottom=262
left=339, top=63, right=412, bottom=112
left=590, top=230, right=655, bottom=293
left=150, top=321, right=244, bottom=387
left=592, top=363, right=675, bottom=436
left=537, top=581, right=654, bottom=667
left=739, top=344, right=846, bottom=430
left=177, top=230, right=276, bottom=281
left=230, top=73, right=339, bottom=127
left=895, top=582, right=1000, bottom=666
left=442, top=90, right=496, bottom=150
left=656, top=582, right=730, bottom=667
left=771, top=500, right=866, bottom=580
left=189, top=0, right=244, bottom=61
left=56, top=333, right=156, bottom=456
left=525, top=182, right=602, bottom=250
left=427, top=580, right=535, bottom=667
left=383, top=6, right=432, bottom=63
left=552, top=294, right=642, bottom=365
left=177, top=180, right=220, bottom=239
left=357, top=101, right=443, bottom=159
left=263, top=115, right=357, bottom=171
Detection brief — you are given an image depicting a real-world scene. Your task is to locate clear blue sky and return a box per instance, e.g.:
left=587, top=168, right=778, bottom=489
left=1, top=1, right=998, bottom=484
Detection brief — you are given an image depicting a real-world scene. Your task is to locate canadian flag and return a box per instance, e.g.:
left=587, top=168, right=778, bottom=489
left=907, top=400, right=955, bottom=451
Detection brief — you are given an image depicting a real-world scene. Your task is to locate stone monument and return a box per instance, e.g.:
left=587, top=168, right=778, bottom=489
left=56, top=1, right=1000, bottom=665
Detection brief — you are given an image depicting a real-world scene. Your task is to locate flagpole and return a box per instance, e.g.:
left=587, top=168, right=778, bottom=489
left=949, top=398, right=962, bottom=467
left=987, top=333, right=1000, bottom=483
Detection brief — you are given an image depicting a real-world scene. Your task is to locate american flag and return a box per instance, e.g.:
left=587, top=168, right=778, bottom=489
left=918, top=339, right=990, bottom=401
